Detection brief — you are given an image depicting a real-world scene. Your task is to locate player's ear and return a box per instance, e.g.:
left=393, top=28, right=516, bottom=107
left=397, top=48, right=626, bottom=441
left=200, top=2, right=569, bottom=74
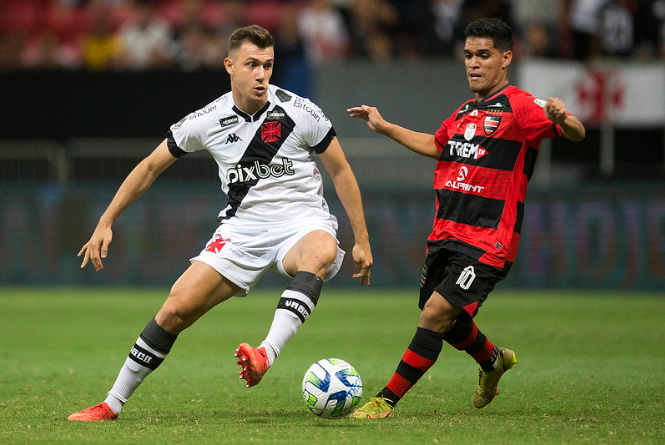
left=502, top=50, right=513, bottom=68
left=224, top=57, right=234, bottom=75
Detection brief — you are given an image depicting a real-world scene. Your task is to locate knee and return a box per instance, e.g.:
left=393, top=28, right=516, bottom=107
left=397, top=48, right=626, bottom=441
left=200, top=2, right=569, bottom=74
left=303, top=235, right=338, bottom=271
left=156, top=293, right=195, bottom=333
left=419, top=301, right=456, bottom=333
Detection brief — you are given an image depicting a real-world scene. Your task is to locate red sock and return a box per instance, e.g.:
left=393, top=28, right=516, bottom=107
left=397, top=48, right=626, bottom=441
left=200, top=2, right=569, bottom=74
left=442, top=318, right=499, bottom=372
left=378, top=327, right=444, bottom=406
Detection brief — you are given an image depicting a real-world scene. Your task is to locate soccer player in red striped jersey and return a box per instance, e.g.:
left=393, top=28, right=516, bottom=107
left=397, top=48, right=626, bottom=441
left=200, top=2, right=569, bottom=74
left=347, top=17, right=585, bottom=418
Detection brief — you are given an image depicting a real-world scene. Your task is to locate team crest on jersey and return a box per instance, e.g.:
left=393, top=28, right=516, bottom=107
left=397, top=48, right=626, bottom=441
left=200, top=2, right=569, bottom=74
left=261, top=121, right=282, bottom=143
left=464, top=123, right=476, bottom=141
left=483, top=115, right=501, bottom=135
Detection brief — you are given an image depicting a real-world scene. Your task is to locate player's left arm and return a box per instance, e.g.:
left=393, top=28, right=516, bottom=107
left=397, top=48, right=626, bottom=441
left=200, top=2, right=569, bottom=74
left=544, top=97, right=586, bottom=142
left=318, top=137, right=373, bottom=286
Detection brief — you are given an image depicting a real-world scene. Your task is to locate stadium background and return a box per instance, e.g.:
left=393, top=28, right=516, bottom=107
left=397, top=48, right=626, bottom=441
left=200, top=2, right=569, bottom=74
left=1, top=0, right=664, bottom=291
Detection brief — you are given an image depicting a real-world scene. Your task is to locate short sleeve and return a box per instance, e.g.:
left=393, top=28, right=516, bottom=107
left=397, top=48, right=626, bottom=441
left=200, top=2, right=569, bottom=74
left=293, top=97, right=334, bottom=151
left=168, top=108, right=211, bottom=154
left=434, top=109, right=458, bottom=152
left=514, top=94, right=559, bottom=140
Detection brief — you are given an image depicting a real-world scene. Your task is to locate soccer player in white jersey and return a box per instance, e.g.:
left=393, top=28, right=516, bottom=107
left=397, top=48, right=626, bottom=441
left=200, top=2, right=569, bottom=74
left=68, top=24, right=373, bottom=422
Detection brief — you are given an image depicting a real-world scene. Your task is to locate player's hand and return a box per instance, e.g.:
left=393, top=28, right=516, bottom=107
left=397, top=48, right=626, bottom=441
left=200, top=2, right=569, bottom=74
left=77, top=223, right=113, bottom=271
left=352, top=241, right=373, bottom=286
left=544, top=97, right=568, bottom=125
left=347, top=105, right=387, bottom=134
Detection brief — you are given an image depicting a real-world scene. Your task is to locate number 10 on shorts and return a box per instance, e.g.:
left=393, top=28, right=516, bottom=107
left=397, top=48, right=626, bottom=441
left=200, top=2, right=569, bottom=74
left=456, top=265, right=476, bottom=290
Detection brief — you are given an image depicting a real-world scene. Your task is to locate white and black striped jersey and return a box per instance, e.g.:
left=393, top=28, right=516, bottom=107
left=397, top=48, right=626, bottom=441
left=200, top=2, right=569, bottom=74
left=167, top=85, right=337, bottom=225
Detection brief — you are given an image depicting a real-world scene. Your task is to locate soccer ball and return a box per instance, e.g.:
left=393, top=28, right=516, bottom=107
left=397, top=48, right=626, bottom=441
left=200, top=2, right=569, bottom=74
left=302, top=358, right=362, bottom=419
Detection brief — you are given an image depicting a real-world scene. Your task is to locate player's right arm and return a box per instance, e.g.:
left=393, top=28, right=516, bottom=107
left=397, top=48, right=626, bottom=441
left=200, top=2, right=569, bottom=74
left=78, top=139, right=177, bottom=271
left=347, top=105, right=440, bottom=159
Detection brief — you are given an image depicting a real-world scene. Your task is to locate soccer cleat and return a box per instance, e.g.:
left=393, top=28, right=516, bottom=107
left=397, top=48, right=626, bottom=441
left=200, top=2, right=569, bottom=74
left=235, top=343, right=269, bottom=387
left=473, top=348, right=518, bottom=409
left=349, top=397, right=394, bottom=419
left=67, top=402, right=118, bottom=421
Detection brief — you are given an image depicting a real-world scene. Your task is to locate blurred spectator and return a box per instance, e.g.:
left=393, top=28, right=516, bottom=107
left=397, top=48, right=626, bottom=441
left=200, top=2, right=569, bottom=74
left=597, top=0, right=635, bottom=57
left=0, top=31, right=26, bottom=71
left=22, top=30, right=80, bottom=69
left=298, top=0, right=351, bottom=65
left=167, top=0, right=226, bottom=71
left=431, top=0, right=462, bottom=56
left=218, top=0, right=250, bottom=39
left=520, top=20, right=558, bottom=59
left=173, top=22, right=218, bottom=70
left=456, top=0, right=514, bottom=30
left=634, top=0, right=665, bottom=58
left=80, top=0, right=122, bottom=70
left=273, top=3, right=311, bottom=95
left=117, top=0, right=174, bottom=70
left=561, top=0, right=607, bottom=59
left=346, top=0, right=398, bottom=62
left=387, top=0, right=440, bottom=58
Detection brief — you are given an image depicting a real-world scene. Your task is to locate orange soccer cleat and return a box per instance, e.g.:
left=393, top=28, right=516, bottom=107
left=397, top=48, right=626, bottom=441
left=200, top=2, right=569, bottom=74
left=67, top=402, right=118, bottom=421
left=235, top=343, right=270, bottom=387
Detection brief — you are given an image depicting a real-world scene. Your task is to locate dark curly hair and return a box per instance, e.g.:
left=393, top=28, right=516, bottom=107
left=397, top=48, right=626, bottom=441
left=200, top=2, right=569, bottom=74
left=464, top=18, right=513, bottom=52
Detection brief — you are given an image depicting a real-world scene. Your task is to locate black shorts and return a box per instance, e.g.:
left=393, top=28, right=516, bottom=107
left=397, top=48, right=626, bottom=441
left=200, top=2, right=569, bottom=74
left=419, top=249, right=507, bottom=319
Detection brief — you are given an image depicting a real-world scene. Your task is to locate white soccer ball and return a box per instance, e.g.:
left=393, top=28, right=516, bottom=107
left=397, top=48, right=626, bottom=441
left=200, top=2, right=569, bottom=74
left=302, top=358, right=362, bottom=419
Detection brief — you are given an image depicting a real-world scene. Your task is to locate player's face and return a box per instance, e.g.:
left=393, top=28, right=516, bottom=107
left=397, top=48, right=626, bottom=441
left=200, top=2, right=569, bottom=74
left=463, top=37, right=512, bottom=101
left=225, top=41, right=274, bottom=114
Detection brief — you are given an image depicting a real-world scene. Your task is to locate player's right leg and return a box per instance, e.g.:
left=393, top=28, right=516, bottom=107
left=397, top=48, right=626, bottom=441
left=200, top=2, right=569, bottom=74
left=68, top=262, right=237, bottom=421
left=236, top=230, right=338, bottom=387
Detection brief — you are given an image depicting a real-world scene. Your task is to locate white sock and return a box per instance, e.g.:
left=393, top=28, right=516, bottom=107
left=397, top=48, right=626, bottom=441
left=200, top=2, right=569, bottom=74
left=261, top=289, right=315, bottom=366
left=105, top=337, right=167, bottom=414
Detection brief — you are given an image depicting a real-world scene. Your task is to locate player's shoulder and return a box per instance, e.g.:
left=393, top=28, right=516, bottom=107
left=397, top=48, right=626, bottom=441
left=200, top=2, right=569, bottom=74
left=269, top=85, right=328, bottom=123
left=505, top=85, right=546, bottom=110
left=184, top=93, right=231, bottom=123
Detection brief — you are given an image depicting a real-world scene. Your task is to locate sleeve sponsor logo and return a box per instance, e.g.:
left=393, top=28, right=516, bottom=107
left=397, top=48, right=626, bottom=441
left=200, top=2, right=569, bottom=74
left=189, top=104, right=216, bottom=120
left=293, top=97, right=324, bottom=122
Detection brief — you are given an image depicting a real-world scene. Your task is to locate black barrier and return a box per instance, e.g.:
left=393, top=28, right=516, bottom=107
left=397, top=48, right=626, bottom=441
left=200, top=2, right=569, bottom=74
left=1, top=70, right=231, bottom=140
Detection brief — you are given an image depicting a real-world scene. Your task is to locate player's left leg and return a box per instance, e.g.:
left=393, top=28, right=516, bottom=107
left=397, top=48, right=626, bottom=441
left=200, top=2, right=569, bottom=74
left=351, top=292, right=460, bottom=419
left=236, top=230, right=339, bottom=387
left=68, top=262, right=237, bottom=421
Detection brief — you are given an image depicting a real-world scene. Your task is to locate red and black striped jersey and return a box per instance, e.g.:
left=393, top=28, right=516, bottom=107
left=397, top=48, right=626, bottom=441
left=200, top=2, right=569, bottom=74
left=430, top=84, right=562, bottom=269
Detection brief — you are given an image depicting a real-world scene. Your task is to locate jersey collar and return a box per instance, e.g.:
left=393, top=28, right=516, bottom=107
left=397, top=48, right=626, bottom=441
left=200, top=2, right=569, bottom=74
left=476, top=84, right=510, bottom=104
left=233, top=100, right=271, bottom=123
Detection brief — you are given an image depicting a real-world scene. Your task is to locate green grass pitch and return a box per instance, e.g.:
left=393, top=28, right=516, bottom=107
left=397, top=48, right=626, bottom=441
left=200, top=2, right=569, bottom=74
left=1, top=287, right=664, bottom=444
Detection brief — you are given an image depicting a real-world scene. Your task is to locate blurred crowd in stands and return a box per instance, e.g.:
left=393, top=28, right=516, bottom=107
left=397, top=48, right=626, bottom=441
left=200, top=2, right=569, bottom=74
left=1, top=0, right=665, bottom=72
